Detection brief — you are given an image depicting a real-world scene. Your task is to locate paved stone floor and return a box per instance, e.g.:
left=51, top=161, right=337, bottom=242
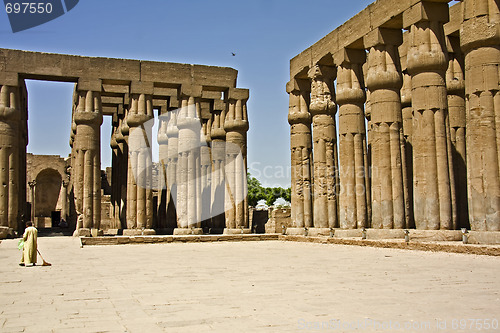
left=0, top=237, right=499, bottom=332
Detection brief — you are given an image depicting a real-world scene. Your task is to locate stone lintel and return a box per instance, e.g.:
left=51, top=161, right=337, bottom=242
left=130, top=81, right=154, bottom=95
left=364, top=28, right=403, bottom=49
left=227, top=88, right=249, bottom=101
left=180, top=84, right=203, bottom=98
left=403, top=1, right=450, bottom=28
left=334, top=48, right=366, bottom=67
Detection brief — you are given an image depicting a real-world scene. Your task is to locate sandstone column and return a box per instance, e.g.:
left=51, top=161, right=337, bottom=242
left=461, top=0, right=500, bottom=231
left=200, top=118, right=212, bottom=231
left=308, top=65, right=339, bottom=232
left=115, top=114, right=129, bottom=229
left=210, top=100, right=227, bottom=232
left=61, top=180, right=69, bottom=221
left=336, top=49, right=369, bottom=229
left=404, top=1, right=455, bottom=230
left=400, top=31, right=415, bottom=229
left=166, top=101, right=180, bottom=230
left=0, top=82, right=22, bottom=237
left=174, top=85, right=203, bottom=235
left=223, top=88, right=250, bottom=234
left=73, top=79, right=103, bottom=236
left=125, top=82, right=155, bottom=235
left=446, top=35, right=469, bottom=229
left=365, top=28, right=407, bottom=229
left=157, top=105, right=169, bottom=230
left=287, top=80, right=313, bottom=233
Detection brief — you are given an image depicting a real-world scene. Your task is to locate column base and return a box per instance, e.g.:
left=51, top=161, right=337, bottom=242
left=307, top=228, right=333, bottom=237
left=334, top=229, right=363, bottom=238
left=0, top=227, right=15, bottom=239
left=285, top=227, right=307, bottom=236
left=223, top=228, right=251, bottom=235
left=73, top=228, right=91, bottom=237
left=209, top=228, right=224, bottom=234
left=91, top=229, right=104, bottom=237
left=173, top=228, right=203, bottom=235
left=122, top=229, right=157, bottom=236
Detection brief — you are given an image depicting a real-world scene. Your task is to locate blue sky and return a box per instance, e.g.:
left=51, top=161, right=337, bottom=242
left=1, top=0, right=372, bottom=187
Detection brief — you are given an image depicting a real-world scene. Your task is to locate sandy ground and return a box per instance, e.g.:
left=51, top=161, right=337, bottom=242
left=0, top=237, right=499, bottom=332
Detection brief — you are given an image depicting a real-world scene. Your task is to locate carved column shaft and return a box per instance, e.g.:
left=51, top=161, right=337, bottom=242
left=210, top=105, right=226, bottom=230
left=405, top=2, right=455, bottom=230
left=446, top=35, right=469, bottom=229
left=73, top=86, right=102, bottom=232
left=365, top=28, right=406, bottom=229
left=288, top=81, right=314, bottom=229
left=308, top=65, right=339, bottom=229
left=126, top=91, right=154, bottom=231
left=336, top=50, right=369, bottom=229
left=224, top=89, right=249, bottom=231
left=0, top=84, right=21, bottom=231
left=461, top=0, right=500, bottom=231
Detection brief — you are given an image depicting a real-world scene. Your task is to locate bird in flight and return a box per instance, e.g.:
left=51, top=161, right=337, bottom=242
left=231, top=52, right=236, bottom=56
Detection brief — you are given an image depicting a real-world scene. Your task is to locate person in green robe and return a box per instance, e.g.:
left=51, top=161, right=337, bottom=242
left=19, top=221, right=38, bottom=267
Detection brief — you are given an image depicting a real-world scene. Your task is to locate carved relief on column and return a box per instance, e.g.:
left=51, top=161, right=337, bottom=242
left=446, top=35, right=469, bottom=229
left=73, top=79, right=103, bottom=236
left=461, top=0, right=500, bottom=231
left=223, top=88, right=250, bottom=234
left=364, top=28, right=406, bottom=229
left=287, top=80, right=313, bottom=231
left=335, top=49, right=369, bottom=229
left=308, top=64, right=339, bottom=230
left=404, top=1, right=455, bottom=230
left=174, top=85, right=203, bottom=235
left=0, top=84, right=21, bottom=235
left=210, top=100, right=227, bottom=231
left=125, top=82, right=155, bottom=235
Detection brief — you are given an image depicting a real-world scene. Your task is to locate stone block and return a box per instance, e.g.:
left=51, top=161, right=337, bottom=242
left=334, top=229, right=363, bottom=238
left=123, top=229, right=143, bottom=236
left=367, top=229, right=406, bottom=239
left=173, top=228, right=203, bottom=235
left=468, top=231, right=500, bottom=245
left=285, top=227, right=307, bottom=236
left=409, top=230, right=462, bottom=241
left=223, top=228, right=251, bottom=235
left=307, top=228, right=333, bottom=237
left=0, top=227, right=11, bottom=239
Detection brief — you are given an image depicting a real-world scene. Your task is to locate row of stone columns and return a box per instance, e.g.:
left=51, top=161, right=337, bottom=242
left=288, top=0, right=499, bottom=231
left=74, top=84, right=250, bottom=235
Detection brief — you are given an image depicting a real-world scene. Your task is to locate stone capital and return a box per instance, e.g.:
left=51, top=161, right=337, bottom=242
left=307, top=64, right=336, bottom=81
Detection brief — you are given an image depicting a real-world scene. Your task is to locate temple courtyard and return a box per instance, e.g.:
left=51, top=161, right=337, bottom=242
left=0, top=238, right=499, bottom=332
